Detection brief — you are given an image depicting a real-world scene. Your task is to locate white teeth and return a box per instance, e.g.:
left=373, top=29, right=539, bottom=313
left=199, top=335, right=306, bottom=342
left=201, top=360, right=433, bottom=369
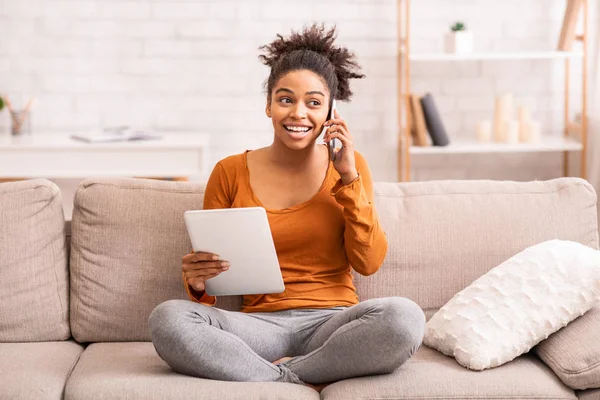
left=285, top=126, right=310, bottom=132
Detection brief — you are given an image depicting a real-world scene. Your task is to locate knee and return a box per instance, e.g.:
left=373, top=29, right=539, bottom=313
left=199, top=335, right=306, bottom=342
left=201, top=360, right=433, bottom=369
left=148, top=299, right=189, bottom=337
left=377, top=297, right=426, bottom=352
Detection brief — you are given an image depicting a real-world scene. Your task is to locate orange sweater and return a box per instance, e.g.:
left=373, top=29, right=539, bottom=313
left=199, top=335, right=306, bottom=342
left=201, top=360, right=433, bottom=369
left=183, top=148, right=388, bottom=313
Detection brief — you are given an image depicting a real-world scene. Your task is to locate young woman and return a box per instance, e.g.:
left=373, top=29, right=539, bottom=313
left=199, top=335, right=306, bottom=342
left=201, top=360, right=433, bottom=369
left=149, top=24, right=425, bottom=391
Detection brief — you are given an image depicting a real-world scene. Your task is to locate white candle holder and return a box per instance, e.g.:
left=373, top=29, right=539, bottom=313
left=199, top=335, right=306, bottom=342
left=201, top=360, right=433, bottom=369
left=503, top=120, right=519, bottom=144
left=476, top=120, right=492, bottom=143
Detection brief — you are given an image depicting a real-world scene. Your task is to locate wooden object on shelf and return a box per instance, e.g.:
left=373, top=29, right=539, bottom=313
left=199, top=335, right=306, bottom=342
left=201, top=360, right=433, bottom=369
left=0, top=179, right=26, bottom=183
left=407, top=96, right=417, bottom=146
left=558, top=0, right=583, bottom=50
left=568, top=122, right=583, bottom=136
left=410, top=94, right=431, bottom=146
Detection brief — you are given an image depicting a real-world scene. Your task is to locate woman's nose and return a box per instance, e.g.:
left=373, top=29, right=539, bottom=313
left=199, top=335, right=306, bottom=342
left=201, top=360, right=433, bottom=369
left=290, top=103, right=307, bottom=119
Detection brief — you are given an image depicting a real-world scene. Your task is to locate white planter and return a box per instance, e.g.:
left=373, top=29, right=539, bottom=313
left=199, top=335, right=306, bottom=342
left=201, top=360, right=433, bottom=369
left=445, top=31, right=473, bottom=54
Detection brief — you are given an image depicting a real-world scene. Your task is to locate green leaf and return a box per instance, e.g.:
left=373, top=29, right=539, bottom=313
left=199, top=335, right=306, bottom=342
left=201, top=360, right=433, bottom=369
left=0, top=96, right=4, bottom=112
left=451, top=22, right=466, bottom=31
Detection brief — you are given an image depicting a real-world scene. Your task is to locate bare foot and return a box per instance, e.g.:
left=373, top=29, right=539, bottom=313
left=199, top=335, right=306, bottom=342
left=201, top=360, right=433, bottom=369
left=272, top=356, right=293, bottom=365
left=304, top=382, right=330, bottom=393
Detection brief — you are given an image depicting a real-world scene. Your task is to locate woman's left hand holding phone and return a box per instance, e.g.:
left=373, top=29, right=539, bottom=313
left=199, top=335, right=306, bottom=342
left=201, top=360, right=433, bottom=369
left=323, top=108, right=359, bottom=184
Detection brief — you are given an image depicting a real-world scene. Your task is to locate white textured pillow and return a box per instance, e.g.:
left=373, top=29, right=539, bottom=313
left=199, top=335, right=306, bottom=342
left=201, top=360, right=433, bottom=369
left=424, top=239, right=600, bottom=371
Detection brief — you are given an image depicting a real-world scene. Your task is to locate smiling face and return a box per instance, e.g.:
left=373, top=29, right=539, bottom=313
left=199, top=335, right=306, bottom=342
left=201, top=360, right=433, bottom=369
left=265, top=69, right=331, bottom=151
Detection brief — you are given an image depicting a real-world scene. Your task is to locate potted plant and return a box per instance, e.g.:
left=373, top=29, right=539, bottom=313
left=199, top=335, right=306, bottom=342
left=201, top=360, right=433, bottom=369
left=445, top=22, right=473, bottom=54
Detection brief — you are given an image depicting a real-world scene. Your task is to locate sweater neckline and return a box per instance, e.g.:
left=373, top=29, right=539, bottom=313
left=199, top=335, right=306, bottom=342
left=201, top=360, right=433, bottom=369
left=243, top=145, right=333, bottom=214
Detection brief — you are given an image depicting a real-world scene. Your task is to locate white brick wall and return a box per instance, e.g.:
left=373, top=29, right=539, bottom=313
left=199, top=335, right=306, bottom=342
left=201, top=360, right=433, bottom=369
left=0, top=0, right=595, bottom=187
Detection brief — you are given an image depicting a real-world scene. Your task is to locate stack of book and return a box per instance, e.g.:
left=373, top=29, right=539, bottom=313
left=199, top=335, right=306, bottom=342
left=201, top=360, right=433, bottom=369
left=409, top=93, right=450, bottom=147
left=70, top=127, right=162, bottom=143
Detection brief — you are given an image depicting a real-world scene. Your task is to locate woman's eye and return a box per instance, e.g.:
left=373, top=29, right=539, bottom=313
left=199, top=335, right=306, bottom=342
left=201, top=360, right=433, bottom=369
left=308, top=100, right=321, bottom=106
left=279, top=98, right=292, bottom=104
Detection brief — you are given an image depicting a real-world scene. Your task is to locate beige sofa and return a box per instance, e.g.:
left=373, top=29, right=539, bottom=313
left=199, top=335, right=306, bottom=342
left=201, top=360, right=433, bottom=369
left=2, top=176, right=600, bottom=400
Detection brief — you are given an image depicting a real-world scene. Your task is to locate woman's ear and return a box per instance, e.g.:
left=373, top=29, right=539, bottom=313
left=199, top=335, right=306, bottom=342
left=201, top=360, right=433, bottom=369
left=265, top=102, right=271, bottom=118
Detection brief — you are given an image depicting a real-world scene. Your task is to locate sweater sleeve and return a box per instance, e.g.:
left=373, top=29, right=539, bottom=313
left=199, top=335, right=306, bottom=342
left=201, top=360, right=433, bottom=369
left=182, top=270, right=217, bottom=306
left=330, top=152, right=388, bottom=276
left=182, top=162, right=233, bottom=305
left=202, top=162, right=233, bottom=210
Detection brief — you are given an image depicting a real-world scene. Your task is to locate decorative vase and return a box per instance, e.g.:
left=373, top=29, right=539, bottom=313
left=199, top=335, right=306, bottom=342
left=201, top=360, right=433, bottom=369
left=445, top=31, right=473, bottom=54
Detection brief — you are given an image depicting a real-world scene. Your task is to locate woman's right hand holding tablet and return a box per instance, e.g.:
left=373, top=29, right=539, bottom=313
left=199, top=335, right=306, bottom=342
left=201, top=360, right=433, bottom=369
left=182, top=252, right=230, bottom=292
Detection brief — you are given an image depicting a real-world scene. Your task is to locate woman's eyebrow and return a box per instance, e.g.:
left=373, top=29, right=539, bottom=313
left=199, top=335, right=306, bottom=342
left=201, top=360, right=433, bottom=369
left=275, top=88, right=294, bottom=95
left=274, top=88, right=325, bottom=97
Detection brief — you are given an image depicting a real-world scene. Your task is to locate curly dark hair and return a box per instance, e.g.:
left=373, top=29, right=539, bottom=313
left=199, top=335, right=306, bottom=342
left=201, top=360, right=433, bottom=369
left=258, top=23, right=365, bottom=105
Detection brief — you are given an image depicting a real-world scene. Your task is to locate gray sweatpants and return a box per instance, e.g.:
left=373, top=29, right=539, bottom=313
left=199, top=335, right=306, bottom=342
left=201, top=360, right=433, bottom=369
left=148, top=297, right=425, bottom=385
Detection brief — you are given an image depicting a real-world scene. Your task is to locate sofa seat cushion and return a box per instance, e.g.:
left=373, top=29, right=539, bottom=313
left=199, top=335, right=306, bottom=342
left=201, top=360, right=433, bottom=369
left=0, top=178, right=70, bottom=341
left=321, top=346, right=576, bottom=400
left=64, top=342, right=319, bottom=400
left=0, top=341, right=84, bottom=400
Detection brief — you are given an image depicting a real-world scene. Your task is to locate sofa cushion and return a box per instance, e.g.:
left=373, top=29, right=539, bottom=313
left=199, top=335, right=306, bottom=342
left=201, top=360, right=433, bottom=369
left=0, top=178, right=70, bottom=341
left=321, top=346, right=576, bottom=400
left=64, top=342, right=319, bottom=400
left=355, top=178, right=599, bottom=319
left=0, top=341, right=84, bottom=400
left=536, top=305, right=600, bottom=390
left=69, top=178, right=241, bottom=342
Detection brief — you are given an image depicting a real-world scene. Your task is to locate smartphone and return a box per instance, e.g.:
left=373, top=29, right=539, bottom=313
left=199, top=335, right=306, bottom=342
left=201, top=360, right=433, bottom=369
left=321, top=99, right=339, bottom=161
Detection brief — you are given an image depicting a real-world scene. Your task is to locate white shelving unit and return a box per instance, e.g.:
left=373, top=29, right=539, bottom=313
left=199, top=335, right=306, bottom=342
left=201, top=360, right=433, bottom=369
left=397, top=0, right=589, bottom=181
left=406, top=51, right=584, bottom=61
left=409, top=136, right=583, bottom=155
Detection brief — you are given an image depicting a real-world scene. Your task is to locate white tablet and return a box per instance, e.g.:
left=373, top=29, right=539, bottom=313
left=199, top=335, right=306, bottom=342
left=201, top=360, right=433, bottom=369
left=183, top=207, right=285, bottom=296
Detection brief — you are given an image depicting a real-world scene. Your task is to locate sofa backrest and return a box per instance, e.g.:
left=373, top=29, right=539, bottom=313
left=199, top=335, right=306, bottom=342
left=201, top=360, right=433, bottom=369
left=0, top=179, right=70, bottom=342
left=69, top=178, right=242, bottom=343
left=68, top=177, right=599, bottom=342
left=359, top=178, right=599, bottom=319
